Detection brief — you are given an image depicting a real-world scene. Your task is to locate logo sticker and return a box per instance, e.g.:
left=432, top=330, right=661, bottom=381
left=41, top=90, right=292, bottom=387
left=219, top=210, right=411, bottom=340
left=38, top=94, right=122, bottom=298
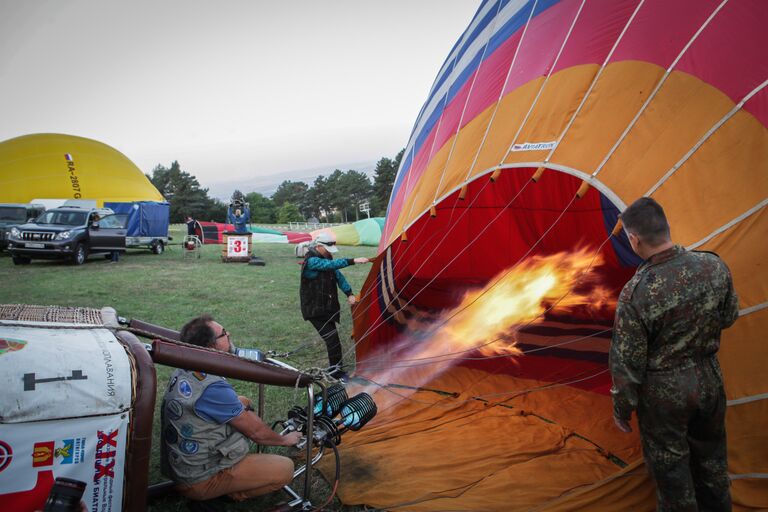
left=23, top=370, right=87, bottom=391
left=0, top=338, right=27, bottom=356
left=63, top=153, right=82, bottom=199
left=178, top=380, right=192, bottom=398
left=0, top=440, right=12, bottom=473
left=180, top=424, right=194, bottom=438
left=56, top=438, right=86, bottom=464
left=166, top=399, right=183, bottom=420
left=168, top=375, right=178, bottom=392
left=32, top=441, right=54, bottom=467
left=192, top=371, right=207, bottom=381
left=94, top=430, right=118, bottom=482
left=510, top=140, right=557, bottom=152
left=179, top=439, right=199, bottom=455
left=164, top=425, right=178, bottom=445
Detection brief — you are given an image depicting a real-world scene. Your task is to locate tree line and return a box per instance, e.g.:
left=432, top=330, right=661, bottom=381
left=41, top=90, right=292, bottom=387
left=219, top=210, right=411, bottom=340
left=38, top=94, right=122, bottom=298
left=147, top=150, right=402, bottom=224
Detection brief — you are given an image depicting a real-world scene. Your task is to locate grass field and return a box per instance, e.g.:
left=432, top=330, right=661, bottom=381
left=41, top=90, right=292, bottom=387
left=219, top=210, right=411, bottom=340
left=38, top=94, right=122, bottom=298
left=0, top=225, right=377, bottom=511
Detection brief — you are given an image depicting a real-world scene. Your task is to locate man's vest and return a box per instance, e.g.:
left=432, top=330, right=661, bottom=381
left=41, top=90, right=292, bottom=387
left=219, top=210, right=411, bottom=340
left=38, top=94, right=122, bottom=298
left=300, top=248, right=340, bottom=320
left=160, top=369, right=249, bottom=485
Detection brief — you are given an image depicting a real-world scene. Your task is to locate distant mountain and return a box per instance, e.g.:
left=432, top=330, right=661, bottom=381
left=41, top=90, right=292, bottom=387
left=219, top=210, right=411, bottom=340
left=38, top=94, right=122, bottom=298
left=205, top=161, right=377, bottom=200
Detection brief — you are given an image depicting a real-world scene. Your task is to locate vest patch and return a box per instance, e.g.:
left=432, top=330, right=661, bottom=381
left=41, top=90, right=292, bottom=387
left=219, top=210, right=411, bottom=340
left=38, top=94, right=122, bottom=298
left=166, top=399, right=183, bottom=420
left=179, top=439, right=199, bottom=455
left=180, top=424, right=194, bottom=437
left=178, top=380, right=192, bottom=397
left=192, top=371, right=207, bottom=381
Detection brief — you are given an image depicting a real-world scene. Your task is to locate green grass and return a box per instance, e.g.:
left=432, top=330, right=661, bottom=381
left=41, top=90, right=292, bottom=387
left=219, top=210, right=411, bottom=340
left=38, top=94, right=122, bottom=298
left=0, top=225, right=376, bottom=511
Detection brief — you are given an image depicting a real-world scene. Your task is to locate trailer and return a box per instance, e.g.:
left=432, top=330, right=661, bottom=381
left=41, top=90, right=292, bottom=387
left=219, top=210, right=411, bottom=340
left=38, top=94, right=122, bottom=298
left=105, top=202, right=170, bottom=254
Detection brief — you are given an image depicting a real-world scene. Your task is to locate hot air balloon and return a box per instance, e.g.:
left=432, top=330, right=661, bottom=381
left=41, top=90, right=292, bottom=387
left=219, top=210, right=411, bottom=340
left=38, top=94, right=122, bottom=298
left=335, top=1, right=767, bottom=510
left=0, top=133, right=164, bottom=205
left=193, top=218, right=385, bottom=247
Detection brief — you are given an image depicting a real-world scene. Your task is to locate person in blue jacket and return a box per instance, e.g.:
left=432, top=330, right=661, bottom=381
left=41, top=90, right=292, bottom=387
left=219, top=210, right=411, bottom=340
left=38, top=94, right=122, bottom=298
left=227, top=204, right=250, bottom=234
left=300, top=233, right=371, bottom=380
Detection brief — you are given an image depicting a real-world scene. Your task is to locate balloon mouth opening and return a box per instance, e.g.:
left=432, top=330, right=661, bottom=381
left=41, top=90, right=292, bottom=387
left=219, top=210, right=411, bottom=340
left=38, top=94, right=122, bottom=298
left=357, top=168, right=636, bottom=391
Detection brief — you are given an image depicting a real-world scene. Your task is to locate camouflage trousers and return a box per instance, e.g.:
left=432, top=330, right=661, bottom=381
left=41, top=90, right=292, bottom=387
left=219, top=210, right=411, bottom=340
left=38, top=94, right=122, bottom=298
left=637, top=357, right=731, bottom=512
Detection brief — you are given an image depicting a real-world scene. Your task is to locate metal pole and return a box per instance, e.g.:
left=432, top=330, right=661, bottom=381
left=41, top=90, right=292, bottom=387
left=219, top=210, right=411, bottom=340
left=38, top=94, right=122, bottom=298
left=257, top=383, right=266, bottom=453
left=303, top=384, right=314, bottom=500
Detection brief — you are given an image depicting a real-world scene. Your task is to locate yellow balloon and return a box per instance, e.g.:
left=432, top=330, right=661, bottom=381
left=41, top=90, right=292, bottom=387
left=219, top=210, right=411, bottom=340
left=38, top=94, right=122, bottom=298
left=0, top=133, right=164, bottom=206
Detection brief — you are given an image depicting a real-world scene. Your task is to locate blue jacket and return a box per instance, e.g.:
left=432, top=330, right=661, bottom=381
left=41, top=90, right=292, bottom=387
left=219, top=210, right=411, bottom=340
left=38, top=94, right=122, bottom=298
left=227, top=206, right=250, bottom=234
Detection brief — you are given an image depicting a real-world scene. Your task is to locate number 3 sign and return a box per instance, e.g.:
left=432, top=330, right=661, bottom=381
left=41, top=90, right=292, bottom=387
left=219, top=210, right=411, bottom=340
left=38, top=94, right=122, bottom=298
left=227, top=236, right=249, bottom=257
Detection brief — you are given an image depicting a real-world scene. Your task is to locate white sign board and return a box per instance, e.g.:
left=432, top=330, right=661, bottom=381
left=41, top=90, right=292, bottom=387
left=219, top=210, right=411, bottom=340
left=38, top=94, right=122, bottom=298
left=0, top=415, right=129, bottom=512
left=226, top=235, right=250, bottom=257
left=0, top=325, right=132, bottom=511
left=0, top=326, right=132, bottom=422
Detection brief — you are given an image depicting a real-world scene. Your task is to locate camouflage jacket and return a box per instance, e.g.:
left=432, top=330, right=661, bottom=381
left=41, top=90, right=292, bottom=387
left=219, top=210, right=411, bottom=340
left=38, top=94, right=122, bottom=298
left=609, top=245, right=739, bottom=420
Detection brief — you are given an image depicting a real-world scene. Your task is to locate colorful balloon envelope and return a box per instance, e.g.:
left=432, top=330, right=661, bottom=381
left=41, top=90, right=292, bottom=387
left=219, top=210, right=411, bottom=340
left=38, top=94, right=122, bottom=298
left=346, top=1, right=768, bottom=510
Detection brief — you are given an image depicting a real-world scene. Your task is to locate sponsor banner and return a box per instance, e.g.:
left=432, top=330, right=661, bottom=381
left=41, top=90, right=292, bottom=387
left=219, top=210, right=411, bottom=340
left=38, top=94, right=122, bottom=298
left=0, top=326, right=131, bottom=422
left=226, top=235, right=250, bottom=257
left=510, top=140, right=557, bottom=152
left=0, top=414, right=128, bottom=512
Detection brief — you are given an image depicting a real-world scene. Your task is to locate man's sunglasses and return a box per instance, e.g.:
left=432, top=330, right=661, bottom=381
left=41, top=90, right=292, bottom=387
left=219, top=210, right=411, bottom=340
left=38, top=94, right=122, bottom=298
left=216, top=328, right=229, bottom=340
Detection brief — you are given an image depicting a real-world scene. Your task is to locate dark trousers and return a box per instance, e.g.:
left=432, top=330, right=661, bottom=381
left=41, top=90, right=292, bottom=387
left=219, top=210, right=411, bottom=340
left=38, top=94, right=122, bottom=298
left=308, top=316, right=344, bottom=375
left=111, top=251, right=120, bottom=262
left=638, top=358, right=731, bottom=512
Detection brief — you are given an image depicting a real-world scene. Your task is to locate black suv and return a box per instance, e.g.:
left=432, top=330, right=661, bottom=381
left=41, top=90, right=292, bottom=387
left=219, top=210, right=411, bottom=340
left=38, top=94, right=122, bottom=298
left=0, top=203, right=46, bottom=251
left=7, top=206, right=126, bottom=265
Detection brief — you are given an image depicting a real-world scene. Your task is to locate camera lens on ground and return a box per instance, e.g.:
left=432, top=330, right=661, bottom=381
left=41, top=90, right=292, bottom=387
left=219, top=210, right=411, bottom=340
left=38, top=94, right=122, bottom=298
left=43, top=477, right=87, bottom=512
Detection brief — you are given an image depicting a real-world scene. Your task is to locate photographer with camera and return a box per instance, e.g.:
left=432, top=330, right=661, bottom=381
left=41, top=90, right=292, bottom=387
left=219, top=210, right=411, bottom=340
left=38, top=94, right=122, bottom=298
left=226, top=200, right=250, bottom=234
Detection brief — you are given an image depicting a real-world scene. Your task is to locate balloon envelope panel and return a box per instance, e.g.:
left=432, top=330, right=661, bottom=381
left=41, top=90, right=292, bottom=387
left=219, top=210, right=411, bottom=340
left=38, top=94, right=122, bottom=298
left=0, top=133, right=164, bottom=205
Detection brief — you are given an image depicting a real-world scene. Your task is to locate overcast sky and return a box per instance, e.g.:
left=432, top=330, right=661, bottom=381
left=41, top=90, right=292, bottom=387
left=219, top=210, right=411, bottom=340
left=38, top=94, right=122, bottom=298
left=0, top=0, right=479, bottom=192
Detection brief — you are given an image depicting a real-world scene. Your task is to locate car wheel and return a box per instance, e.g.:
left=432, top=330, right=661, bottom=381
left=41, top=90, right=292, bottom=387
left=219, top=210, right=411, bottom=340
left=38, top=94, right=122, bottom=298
left=12, top=255, right=31, bottom=265
left=152, top=240, right=164, bottom=255
left=72, top=243, right=88, bottom=265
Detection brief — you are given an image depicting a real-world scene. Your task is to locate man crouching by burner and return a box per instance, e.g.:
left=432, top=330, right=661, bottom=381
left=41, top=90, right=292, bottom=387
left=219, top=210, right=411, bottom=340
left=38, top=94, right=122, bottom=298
left=161, top=314, right=302, bottom=512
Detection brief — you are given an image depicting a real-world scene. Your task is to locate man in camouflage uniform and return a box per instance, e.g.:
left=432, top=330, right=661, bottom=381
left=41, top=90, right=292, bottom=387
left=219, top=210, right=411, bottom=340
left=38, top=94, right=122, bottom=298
left=610, top=197, right=739, bottom=511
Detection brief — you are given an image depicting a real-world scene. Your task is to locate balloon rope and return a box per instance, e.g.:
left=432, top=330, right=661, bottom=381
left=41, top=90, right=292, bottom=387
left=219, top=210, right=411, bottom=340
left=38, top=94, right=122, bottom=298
left=346, top=0, right=614, bottom=353
left=537, top=0, right=647, bottom=169
left=356, top=231, right=611, bottom=369
left=431, top=0, right=509, bottom=203
left=272, top=172, right=478, bottom=368
left=348, top=367, right=611, bottom=434
left=346, top=176, right=562, bottom=362
left=345, top=0, right=596, bottom=358
left=274, top=164, right=495, bottom=366
left=347, top=0, right=642, bottom=353
left=278, top=0, right=641, bottom=375
left=346, top=177, right=534, bottom=358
